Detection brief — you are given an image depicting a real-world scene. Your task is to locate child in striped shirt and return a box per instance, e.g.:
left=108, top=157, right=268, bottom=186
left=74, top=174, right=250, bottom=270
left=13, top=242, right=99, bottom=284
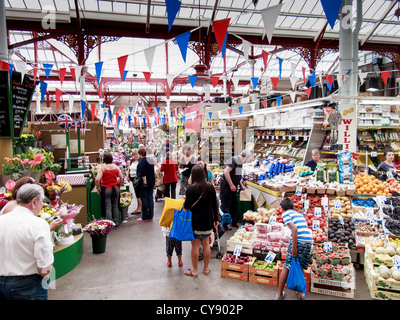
left=276, top=198, right=312, bottom=300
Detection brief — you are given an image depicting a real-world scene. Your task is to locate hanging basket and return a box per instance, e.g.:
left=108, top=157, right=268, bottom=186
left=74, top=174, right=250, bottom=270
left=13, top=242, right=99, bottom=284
left=91, top=234, right=107, bottom=254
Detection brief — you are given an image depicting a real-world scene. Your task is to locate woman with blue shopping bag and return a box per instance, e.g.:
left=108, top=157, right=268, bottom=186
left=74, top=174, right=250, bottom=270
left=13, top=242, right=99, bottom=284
left=276, top=198, right=312, bottom=300
left=181, top=165, right=219, bottom=277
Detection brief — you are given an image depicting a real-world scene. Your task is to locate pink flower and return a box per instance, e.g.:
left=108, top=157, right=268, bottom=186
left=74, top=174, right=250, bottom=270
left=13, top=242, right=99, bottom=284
left=5, top=179, right=15, bottom=192
left=21, top=159, right=29, bottom=165
left=28, top=160, right=41, bottom=168
left=34, top=154, right=44, bottom=162
left=45, top=170, right=55, bottom=180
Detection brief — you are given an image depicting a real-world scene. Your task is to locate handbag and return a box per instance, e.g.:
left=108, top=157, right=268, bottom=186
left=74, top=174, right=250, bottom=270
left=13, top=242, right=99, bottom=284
left=159, top=197, right=185, bottom=227
left=286, top=257, right=307, bottom=294
left=169, top=193, right=202, bottom=241
left=132, top=176, right=141, bottom=188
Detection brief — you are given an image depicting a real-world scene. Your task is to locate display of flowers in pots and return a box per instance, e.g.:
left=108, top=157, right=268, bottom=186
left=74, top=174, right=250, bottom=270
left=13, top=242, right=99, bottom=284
left=120, top=192, right=133, bottom=208
left=83, top=219, right=115, bottom=237
left=2, top=157, right=23, bottom=176
left=0, top=191, right=12, bottom=210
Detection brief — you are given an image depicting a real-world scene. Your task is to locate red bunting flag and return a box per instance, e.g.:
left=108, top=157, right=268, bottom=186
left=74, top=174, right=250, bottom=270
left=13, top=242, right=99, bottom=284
left=262, top=99, right=268, bottom=108
left=91, top=103, right=96, bottom=121
left=33, top=67, right=38, bottom=83
left=134, top=116, right=137, bottom=128
left=55, top=88, right=62, bottom=111
left=143, top=72, right=152, bottom=83
left=305, top=87, right=312, bottom=98
left=227, top=108, right=233, bottom=116
left=59, top=68, right=66, bottom=85
left=115, top=113, right=119, bottom=127
left=118, top=55, right=128, bottom=82
left=212, top=18, right=231, bottom=52
left=326, top=74, right=333, bottom=87
left=210, top=76, right=220, bottom=88
left=271, top=77, right=279, bottom=90
left=381, top=71, right=391, bottom=85
left=119, top=106, right=124, bottom=113
left=262, top=50, right=269, bottom=72
left=302, top=67, right=306, bottom=84
left=69, top=67, right=76, bottom=81
left=0, top=60, right=9, bottom=71
left=147, top=107, right=152, bottom=114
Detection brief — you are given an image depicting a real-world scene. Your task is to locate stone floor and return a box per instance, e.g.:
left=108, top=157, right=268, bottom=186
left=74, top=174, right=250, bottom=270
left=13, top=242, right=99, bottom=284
left=48, top=194, right=374, bottom=301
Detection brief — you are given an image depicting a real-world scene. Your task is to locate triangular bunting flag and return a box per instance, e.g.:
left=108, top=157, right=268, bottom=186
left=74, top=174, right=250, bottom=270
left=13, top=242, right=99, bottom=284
left=188, top=75, right=197, bottom=88
left=156, top=107, right=160, bottom=114
left=80, top=100, right=86, bottom=119
left=55, top=88, right=62, bottom=111
left=302, top=67, right=306, bottom=84
left=166, top=74, right=175, bottom=87
left=166, top=0, right=181, bottom=32
left=290, top=62, right=296, bottom=77
left=227, top=108, right=233, bottom=116
left=40, top=81, right=47, bottom=104
left=320, top=0, right=343, bottom=30
left=221, top=31, right=229, bottom=58
left=238, top=106, right=243, bottom=114
left=251, top=77, right=259, bottom=89
left=143, top=71, right=152, bottom=83
left=231, top=76, right=239, bottom=88
left=68, top=95, right=74, bottom=114
left=276, top=96, right=282, bottom=106
left=33, top=67, right=38, bottom=83
left=118, top=55, right=128, bottom=82
left=175, top=31, right=191, bottom=63
left=144, top=46, right=156, bottom=72
left=260, top=4, right=283, bottom=44
left=91, top=103, right=96, bottom=121
left=69, top=67, right=76, bottom=81
left=358, top=71, right=368, bottom=85
left=212, top=18, right=230, bottom=52
left=42, top=63, right=53, bottom=78
left=278, top=57, right=283, bottom=79
left=242, top=40, right=251, bottom=64
left=326, top=74, right=333, bottom=90
left=123, top=70, right=128, bottom=82
left=59, top=68, right=66, bottom=85
left=95, top=62, right=103, bottom=84
left=271, top=77, right=279, bottom=90
left=210, top=76, right=219, bottom=88
left=74, top=66, right=83, bottom=82
left=262, top=50, right=269, bottom=72
left=250, top=103, right=256, bottom=111
left=381, top=70, right=391, bottom=85
left=305, top=87, right=312, bottom=98
left=309, top=70, right=316, bottom=87
left=208, top=112, right=212, bottom=119
left=289, top=76, right=297, bottom=90
left=289, top=91, right=296, bottom=103
left=262, top=100, right=268, bottom=108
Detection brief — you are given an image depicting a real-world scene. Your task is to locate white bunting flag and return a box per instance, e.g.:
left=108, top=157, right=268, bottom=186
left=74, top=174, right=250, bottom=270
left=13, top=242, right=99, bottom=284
left=260, top=4, right=283, bottom=44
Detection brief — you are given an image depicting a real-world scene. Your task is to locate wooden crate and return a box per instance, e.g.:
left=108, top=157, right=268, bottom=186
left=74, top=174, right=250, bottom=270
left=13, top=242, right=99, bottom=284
left=310, top=268, right=355, bottom=299
left=226, top=240, right=253, bottom=255
left=364, top=264, right=400, bottom=300
left=249, top=260, right=280, bottom=276
left=249, top=272, right=278, bottom=286
left=221, top=267, right=249, bottom=281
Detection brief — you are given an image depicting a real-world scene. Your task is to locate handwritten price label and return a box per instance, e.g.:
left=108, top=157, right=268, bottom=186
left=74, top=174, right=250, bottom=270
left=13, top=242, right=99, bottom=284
left=269, top=216, right=276, bottom=226
left=264, top=251, right=276, bottom=265
left=334, top=200, right=342, bottom=210
left=324, top=241, right=333, bottom=252
left=234, top=245, right=242, bottom=257
left=304, top=199, right=310, bottom=210
left=393, top=256, right=400, bottom=270
left=314, top=207, right=322, bottom=217
left=312, top=220, right=320, bottom=230
left=295, top=187, right=302, bottom=196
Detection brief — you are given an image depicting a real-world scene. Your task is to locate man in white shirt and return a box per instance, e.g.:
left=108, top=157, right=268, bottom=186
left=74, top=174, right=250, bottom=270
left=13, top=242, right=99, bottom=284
left=0, top=184, right=54, bottom=300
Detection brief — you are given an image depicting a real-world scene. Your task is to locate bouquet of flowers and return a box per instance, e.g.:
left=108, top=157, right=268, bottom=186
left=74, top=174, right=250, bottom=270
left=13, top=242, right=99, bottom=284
left=36, top=203, right=61, bottom=224
left=83, top=219, right=115, bottom=236
left=57, top=204, right=83, bottom=237
left=43, top=179, right=72, bottom=206
left=0, top=191, right=12, bottom=210
left=120, top=191, right=133, bottom=208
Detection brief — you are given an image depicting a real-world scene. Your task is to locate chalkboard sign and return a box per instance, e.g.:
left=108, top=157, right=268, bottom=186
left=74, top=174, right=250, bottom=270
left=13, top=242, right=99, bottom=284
left=0, top=70, right=11, bottom=137
left=11, top=71, right=36, bottom=138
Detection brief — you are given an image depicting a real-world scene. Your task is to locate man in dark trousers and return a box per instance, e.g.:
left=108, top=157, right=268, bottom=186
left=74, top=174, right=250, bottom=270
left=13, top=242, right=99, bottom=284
left=136, top=148, right=155, bottom=222
left=219, top=150, right=250, bottom=228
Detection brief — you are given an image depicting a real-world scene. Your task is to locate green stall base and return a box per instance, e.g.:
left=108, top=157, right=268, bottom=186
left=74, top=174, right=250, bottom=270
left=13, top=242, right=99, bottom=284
left=237, top=192, right=252, bottom=221
left=52, top=233, right=83, bottom=280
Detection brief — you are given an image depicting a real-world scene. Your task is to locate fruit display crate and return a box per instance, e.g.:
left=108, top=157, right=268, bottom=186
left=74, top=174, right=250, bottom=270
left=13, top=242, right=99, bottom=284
left=248, top=260, right=280, bottom=286
left=220, top=254, right=255, bottom=282
left=364, top=258, right=400, bottom=292
left=310, top=267, right=356, bottom=299
left=226, top=240, right=254, bottom=255
left=364, top=244, right=394, bottom=267
left=278, top=264, right=311, bottom=292
left=364, top=260, right=400, bottom=300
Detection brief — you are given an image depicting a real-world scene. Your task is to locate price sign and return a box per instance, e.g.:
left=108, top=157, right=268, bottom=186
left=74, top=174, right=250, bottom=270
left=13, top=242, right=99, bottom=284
left=314, top=207, right=322, bottom=217
left=312, top=220, right=320, bottom=230
left=264, top=251, right=276, bottom=265
left=387, top=172, right=393, bottom=179
left=376, top=196, right=386, bottom=206
left=269, top=216, right=276, bottom=226
left=371, top=151, right=377, bottom=157
left=304, top=199, right=310, bottom=210
left=283, top=136, right=286, bottom=140
left=324, top=241, right=333, bottom=252
left=321, top=196, right=329, bottom=207
left=334, top=200, right=342, bottom=210
left=338, top=215, right=344, bottom=225
left=295, top=187, right=302, bottom=196
left=393, top=256, right=400, bottom=270
left=369, top=217, right=378, bottom=226
left=234, top=245, right=242, bottom=257
left=295, top=136, right=299, bottom=141
left=366, top=207, right=374, bottom=218
left=304, top=136, right=308, bottom=141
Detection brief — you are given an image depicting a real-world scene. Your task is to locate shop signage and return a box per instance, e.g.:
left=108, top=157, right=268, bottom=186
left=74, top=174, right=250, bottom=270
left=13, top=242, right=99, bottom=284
left=0, top=70, right=11, bottom=137
left=338, top=103, right=357, bottom=153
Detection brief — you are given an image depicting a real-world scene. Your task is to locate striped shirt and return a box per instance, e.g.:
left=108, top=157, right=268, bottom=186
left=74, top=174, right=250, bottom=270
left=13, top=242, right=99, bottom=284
left=282, top=209, right=313, bottom=243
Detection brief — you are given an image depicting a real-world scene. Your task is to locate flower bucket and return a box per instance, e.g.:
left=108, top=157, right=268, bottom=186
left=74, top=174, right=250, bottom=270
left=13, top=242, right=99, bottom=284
left=14, top=147, right=21, bottom=155
left=20, top=171, right=31, bottom=177
left=31, top=171, right=40, bottom=181
left=91, top=234, right=107, bottom=254
left=120, top=206, right=128, bottom=221
left=0, top=174, right=11, bottom=188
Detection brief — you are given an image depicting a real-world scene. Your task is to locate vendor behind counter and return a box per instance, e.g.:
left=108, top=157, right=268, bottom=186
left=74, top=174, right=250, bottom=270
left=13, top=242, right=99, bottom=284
left=304, top=149, right=320, bottom=171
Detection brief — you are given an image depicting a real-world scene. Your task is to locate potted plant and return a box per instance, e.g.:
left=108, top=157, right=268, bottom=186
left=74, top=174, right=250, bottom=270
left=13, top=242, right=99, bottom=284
left=119, top=191, right=133, bottom=222
left=2, top=157, right=22, bottom=181
left=83, top=218, right=116, bottom=254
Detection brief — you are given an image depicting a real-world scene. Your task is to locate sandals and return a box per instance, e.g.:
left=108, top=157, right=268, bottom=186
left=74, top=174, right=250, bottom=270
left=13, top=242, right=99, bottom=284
left=178, top=261, right=183, bottom=267
left=275, top=291, right=286, bottom=300
left=167, top=261, right=172, bottom=267
left=203, top=268, right=211, bottom=275
left=184, top=269, right=198, bottom=277
left=295, top=291, right=306, bottom=300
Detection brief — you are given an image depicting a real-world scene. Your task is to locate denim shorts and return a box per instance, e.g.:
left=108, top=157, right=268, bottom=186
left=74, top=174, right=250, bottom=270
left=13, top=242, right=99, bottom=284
left=284, top=241, right=312, bottom=270
left=0, top=274, right=48, bottom=300
left=194, top=232, right=211, bottom=239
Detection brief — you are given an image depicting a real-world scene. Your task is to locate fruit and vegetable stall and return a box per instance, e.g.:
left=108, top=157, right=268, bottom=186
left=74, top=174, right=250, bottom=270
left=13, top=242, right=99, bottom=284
left=220, top=151, right=400, bottom=300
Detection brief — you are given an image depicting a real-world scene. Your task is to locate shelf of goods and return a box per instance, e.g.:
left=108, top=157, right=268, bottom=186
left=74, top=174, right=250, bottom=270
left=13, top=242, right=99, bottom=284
left=206, top=133, right=234, bottom=167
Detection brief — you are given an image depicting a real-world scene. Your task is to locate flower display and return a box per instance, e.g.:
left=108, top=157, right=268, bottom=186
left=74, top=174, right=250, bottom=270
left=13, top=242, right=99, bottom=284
left=120, top=192, right=133, bottom=208
left=36, top=203, right=60, bottom=224
left=44, top=180, right=72, bottom=206
left=2, top=157, right=23, bottom=175
left=57, top=204, right=84, bottom=237
left=83, top=219, right=115, bottom=236
left=0, top=192, right=12, bottom=210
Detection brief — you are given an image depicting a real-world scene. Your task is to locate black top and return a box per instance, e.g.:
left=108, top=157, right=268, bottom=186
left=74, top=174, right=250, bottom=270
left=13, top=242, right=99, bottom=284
left=305, top=159, right=317, bottom=171
left=184, top=183, right=219, bottom=232
left=180, top=156, right=195, bottom=177
left=221, top=155, right=243, bottom=186
left=137, top=156, right=155, bottom=188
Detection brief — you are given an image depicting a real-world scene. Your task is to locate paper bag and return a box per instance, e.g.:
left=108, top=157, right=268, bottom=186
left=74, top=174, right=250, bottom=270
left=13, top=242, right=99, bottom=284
left=240, top=188, right=252, bottom=201
left=256, top=192, right=266, bottom=207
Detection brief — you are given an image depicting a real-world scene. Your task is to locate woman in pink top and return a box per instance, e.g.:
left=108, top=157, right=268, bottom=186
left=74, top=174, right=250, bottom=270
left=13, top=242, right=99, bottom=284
left=95, top=153, right=124, bottom=226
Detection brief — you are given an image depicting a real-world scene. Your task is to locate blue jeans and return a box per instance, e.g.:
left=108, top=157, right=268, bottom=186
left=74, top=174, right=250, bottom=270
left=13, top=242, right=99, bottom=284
left=140, top=185, right=154, bottom=220
left=0, top=274, right=48, bottom=300
left=104, top=187, right=120, bottom=223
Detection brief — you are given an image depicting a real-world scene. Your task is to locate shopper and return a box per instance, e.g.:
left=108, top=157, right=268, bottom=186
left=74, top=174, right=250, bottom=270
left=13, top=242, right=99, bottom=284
left=378, top=148, right=397, bottom=172
left=161, top=138, right=174, bottom=159
left=0, top=184, right=54, bottom=300
left=305, top=149, right=320, bottom=171
left=160, top=152, right=178, bottom=199
left=179, top=145, right=195, bottom=196
left=136, top=148, right=155, bottom=222
left=183, top=165, right=219, bottom=277
left=188, top=157, right=214, bottom=185
left=127, top=149, right=142, bottom=214
left=164, top=227, right=183, bottom=268
left=276, top=198, right=312, bottom=300
left=219, top=150, right=250, bottom=228
left=95, top=153, right=124, bottom=226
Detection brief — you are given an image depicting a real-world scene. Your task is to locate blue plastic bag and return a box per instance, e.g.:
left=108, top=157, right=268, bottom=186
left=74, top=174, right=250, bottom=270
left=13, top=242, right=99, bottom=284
left=169, top=207, right=195, bottom=241
left=286, top=257, right=307, bottom=294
